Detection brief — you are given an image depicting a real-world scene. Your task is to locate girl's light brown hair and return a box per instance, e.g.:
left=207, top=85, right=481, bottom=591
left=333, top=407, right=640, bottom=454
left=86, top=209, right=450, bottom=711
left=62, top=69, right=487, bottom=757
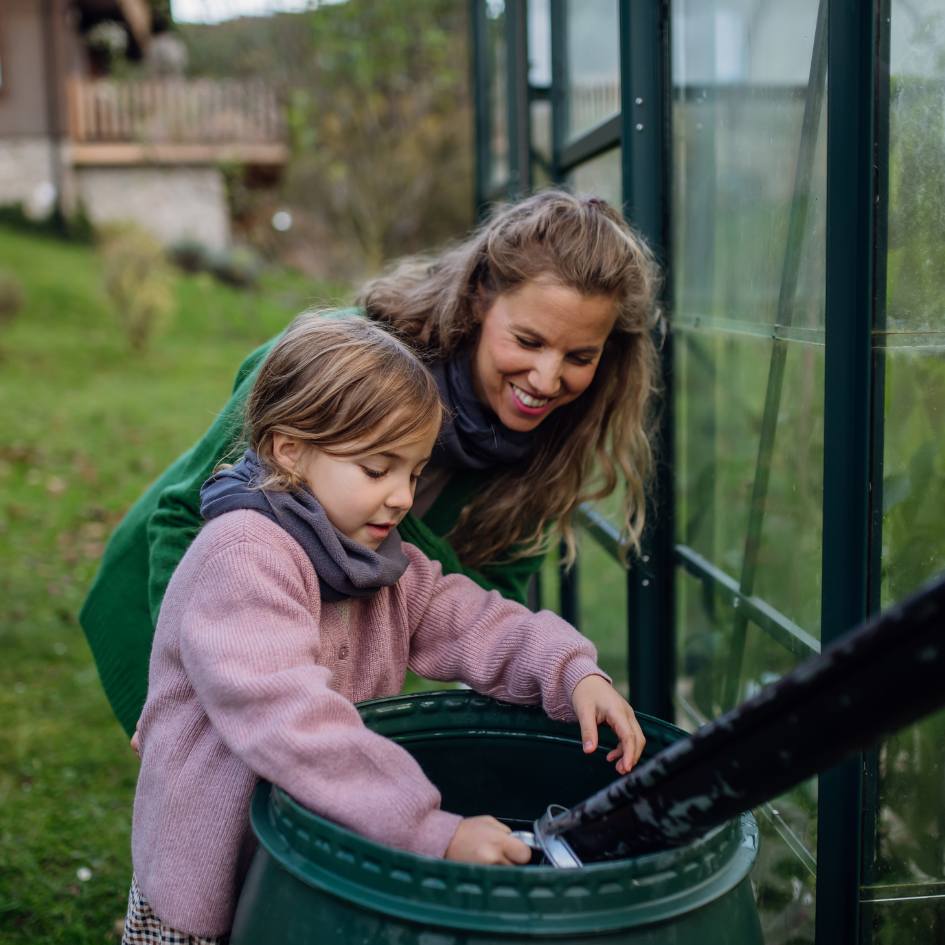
left=246, top=314, right=443, bottom=491
left=358, top=189, right=662, bottom=567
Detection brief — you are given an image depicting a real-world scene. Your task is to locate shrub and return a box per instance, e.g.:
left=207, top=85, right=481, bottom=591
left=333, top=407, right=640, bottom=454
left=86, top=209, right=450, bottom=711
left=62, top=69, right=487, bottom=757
left=208, top=245, right=262, bottom=289
left=168, top=237, right=212, bottom=274
left=0, top=270, right=25, bottom=325
left=0, top=201, right=95, bottom=244
left=99, top=224, right=176, bottom=351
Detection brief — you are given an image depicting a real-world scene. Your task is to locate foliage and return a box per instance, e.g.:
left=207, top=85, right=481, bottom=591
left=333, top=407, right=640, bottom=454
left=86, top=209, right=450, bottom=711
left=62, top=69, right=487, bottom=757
left=0, top=202, right=95, bottom=244
left=86, top=20, right=128, bottom=56
left=0, top=269, right=25, bottom=324
left=0, top=224, right=343, bottom=945
left=208, top=245, right=263, bottom=289
left=178, top=1, right=474, bottom=272
left=286, top=0, right=473, bottom=268
left=167, top=237, right=211, bottom=274
left=99, top=224, right=176, bottom=352
left=167, top=239, right=263, bottom=290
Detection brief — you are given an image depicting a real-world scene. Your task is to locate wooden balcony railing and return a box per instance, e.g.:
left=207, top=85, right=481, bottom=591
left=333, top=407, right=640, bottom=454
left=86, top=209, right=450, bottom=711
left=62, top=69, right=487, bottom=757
left=67, top=77, right=287, bottom=159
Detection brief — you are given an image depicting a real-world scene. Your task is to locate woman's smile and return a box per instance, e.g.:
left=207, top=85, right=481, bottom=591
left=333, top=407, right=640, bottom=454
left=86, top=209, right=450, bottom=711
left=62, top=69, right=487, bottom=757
left=508, top=382, right=554, bottom=416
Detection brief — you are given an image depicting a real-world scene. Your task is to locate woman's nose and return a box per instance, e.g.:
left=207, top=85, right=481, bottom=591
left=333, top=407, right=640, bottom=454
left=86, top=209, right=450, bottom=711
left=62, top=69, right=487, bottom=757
left=528, top=353, right=563, bottom=396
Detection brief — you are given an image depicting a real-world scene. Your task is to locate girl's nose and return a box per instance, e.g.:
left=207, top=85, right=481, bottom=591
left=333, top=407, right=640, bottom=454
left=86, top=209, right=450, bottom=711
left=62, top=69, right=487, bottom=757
left=387, top=477, right=414, bottom=511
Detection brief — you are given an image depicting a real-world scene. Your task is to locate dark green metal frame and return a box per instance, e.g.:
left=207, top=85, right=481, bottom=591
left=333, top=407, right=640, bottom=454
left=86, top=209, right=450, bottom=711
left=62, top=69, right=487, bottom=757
left=469, top=2, right=891, bottom=941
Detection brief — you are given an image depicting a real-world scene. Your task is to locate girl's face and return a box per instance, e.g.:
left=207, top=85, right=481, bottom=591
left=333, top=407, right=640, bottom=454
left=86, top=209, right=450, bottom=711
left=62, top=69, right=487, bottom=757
left=471, top=278, right=618, bottom=432
left=273, top=425, right=437, bottom=549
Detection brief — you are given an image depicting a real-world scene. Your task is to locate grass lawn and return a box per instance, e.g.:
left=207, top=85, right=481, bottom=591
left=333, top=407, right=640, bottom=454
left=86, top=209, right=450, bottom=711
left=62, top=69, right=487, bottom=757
left=0, top=226, right=347, bottom=943
left=0, top=224, right=630, bottom=944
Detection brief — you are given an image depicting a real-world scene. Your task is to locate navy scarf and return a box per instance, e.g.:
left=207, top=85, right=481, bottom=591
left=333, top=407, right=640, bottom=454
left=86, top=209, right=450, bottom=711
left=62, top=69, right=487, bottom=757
left=430, top=349, right=534, bottom=470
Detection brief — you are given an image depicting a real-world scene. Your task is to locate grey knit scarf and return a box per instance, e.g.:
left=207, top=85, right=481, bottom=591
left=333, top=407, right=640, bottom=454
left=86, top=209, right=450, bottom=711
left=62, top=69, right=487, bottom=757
left=199, top=450, right=408, bottom=602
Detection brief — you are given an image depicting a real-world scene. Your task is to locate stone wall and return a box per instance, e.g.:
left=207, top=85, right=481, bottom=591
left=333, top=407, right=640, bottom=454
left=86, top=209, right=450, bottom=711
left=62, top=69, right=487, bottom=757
left=0, top=138, right=63, bottom=215
left=75, top=165, right=230, bottom=250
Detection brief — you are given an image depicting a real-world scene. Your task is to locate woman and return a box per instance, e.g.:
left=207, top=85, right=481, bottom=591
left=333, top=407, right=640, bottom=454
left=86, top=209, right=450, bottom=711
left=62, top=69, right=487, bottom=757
left=80, top=189, right=662, bottom=736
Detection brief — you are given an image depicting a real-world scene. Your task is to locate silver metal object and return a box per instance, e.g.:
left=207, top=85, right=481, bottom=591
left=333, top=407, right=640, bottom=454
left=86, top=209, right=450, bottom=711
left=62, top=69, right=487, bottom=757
left=533, top=805, right=583, bottom=868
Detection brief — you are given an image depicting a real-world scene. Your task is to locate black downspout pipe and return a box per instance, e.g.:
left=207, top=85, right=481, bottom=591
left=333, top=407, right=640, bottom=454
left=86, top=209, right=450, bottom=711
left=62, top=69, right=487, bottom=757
left=544, top=571, right=945, bottom=863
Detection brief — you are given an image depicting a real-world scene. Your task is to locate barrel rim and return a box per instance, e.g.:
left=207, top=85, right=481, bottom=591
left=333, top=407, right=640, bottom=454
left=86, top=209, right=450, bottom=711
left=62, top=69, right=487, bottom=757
left=248, top=691, right=760, bottom=933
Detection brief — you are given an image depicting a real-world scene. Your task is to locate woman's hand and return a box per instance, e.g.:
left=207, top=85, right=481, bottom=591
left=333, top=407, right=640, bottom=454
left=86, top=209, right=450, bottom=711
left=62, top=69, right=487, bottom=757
left=445, top=816, right=533, bottom=866
left=130, top=727, right=141, bottom=758
left=571, top=674, right=646, bottom=775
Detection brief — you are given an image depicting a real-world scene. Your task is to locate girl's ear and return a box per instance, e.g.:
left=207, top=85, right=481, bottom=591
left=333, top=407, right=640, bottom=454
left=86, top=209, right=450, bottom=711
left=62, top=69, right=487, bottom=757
left=271, top=433, right=303, bottom=473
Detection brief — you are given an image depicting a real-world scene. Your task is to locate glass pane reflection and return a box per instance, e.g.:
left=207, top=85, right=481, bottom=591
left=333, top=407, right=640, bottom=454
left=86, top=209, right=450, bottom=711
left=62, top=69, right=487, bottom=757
left=866, top=7, right=945, bottom=937
left=564, top=0, right=620, bottom=141
left=672, top=4, right=825, bottom=943
left=568, top=147, right=621, bottom=210
left=486, top=0, right=508, bottom=188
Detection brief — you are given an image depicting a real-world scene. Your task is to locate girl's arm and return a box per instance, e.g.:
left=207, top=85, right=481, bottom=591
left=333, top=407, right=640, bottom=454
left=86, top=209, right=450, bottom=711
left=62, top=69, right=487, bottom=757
left=401, top=547, right=645, bottom=771
left=400, top=546, right=607, bottom=721
left=396, top=514, right=544, bottom=606
left=177, top=532, right=461, bottom=859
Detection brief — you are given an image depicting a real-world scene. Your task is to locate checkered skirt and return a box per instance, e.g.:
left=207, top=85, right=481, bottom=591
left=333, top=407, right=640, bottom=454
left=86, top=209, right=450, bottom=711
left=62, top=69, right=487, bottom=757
left=122, top=875, right=228, bottom=945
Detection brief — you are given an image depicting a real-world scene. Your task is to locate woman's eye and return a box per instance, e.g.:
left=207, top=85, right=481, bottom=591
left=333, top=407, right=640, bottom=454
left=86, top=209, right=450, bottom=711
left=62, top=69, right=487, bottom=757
left=361, top=466, right=386, bottom=480
left=568, top=354, right=595, bottom=366
left=515, top=335, right=541, bottom=349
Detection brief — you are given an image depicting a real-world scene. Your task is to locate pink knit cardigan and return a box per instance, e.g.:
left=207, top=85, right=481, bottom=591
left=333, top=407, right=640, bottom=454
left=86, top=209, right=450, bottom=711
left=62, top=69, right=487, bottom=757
left=131, top=510, right=605, bottom=937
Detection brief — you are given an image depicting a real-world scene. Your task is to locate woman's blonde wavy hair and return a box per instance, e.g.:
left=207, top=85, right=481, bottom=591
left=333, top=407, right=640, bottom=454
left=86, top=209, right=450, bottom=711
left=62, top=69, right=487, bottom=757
left=358, top=189, right=662, bottom=568
left=245, top=315, right=443, bottom=491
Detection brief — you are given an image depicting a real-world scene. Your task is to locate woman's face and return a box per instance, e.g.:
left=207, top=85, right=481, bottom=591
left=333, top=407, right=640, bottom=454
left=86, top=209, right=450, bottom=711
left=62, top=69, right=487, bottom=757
left=472, top=278, right=618, bottom=432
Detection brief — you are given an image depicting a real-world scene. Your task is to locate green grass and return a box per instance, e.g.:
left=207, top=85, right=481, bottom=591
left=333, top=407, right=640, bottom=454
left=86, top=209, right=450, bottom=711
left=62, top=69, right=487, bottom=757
left=0, top=226, right=346, bottom=944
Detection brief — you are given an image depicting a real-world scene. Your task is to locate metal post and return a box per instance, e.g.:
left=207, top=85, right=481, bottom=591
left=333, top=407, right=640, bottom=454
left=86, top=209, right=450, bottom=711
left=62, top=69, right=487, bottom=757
left=816, top=1, right=878, bottom=942
left=620, top=0, right=674, bottom=722
left=469, top=0, right=492, bottom=216
left=559, top=542, right=579, bottom=628
left=549, top=0, right=568, bottom=179
left=505, top=0, right=531, bottom=197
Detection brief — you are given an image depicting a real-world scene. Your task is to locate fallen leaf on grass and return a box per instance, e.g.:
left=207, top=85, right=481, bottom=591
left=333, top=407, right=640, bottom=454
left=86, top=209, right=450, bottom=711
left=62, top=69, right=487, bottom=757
left=45, top=476, right=67, bottom=495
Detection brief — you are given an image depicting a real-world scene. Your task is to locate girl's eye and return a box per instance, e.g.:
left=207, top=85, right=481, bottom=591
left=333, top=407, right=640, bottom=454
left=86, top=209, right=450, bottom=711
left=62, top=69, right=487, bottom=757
left=568, top=354, right=595, bottom=366
left=515, top=335, right=541, bottom=349
left=361, top=466, right=386, bottom=480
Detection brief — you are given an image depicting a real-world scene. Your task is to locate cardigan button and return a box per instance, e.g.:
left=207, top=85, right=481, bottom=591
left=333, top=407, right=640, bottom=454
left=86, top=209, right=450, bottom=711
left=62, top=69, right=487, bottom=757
left=338, top=644, right=350, bottom=660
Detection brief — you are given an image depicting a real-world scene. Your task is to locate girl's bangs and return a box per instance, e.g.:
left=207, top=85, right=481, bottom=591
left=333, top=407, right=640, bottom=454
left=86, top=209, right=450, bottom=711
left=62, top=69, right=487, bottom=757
left=324, top=400, right=440, bottom=458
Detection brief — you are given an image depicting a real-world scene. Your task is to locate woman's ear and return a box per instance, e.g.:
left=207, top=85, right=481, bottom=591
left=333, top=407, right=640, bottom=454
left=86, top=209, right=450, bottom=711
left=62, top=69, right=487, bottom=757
left=271, top=433, right=303, bottom=473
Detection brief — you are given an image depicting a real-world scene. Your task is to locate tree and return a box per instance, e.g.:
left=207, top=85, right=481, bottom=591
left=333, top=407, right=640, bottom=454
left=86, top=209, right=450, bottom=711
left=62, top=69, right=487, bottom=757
left=282, top=0, right=474, bottom=269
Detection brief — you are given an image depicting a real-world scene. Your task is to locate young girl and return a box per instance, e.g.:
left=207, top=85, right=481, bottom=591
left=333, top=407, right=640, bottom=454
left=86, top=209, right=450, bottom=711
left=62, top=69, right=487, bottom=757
left=123, top=315, right=644, bottom=943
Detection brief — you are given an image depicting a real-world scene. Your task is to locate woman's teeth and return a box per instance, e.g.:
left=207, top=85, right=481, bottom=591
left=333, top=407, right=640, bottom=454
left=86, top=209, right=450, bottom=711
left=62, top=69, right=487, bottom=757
left=512, top=384, right=550, bottom=408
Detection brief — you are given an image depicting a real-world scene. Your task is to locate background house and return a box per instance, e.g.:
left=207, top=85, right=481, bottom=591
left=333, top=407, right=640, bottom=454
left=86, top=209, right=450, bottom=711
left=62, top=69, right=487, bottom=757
left=0, top=0, right=287, bottom=250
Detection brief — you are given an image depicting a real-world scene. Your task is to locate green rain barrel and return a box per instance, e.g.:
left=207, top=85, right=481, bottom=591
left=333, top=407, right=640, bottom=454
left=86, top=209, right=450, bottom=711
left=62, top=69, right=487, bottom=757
left=230, top=691, right=762, bottom=944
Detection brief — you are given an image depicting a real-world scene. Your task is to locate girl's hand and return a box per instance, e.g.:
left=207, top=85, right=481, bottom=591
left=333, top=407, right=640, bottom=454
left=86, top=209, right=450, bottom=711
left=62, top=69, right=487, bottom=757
left=445, top=816, right=533, bottom=866
left=130, top=727, right=141, bottom=758
left=571, top=674, right=646, bottom=775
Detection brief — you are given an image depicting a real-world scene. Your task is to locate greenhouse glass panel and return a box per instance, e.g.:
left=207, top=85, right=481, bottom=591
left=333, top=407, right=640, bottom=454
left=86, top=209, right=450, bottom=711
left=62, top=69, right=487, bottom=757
left=564, top=0, right=620, bottom=142
left=528, top=0, right=553, bottom=177
left=539, top=531, right=627, bottom=696
left=577, top=536, right=628, bottom=697
left=485, top=0, right=509, bottom=188
left=568, top=146, right=621, bottom=208
left=863, top=4, right=945, bottom=942
left=672, top=2, right=825, bottom=943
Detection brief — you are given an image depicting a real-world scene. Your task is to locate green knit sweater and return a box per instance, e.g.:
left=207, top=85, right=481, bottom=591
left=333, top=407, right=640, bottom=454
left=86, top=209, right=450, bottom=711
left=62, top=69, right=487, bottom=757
left=79, top=319, right=545, bottom=735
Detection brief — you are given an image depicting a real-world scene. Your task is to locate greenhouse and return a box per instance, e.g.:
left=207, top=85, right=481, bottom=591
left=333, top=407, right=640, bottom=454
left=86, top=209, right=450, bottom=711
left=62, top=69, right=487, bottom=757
left=469, top=1, right=945, bottom=943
